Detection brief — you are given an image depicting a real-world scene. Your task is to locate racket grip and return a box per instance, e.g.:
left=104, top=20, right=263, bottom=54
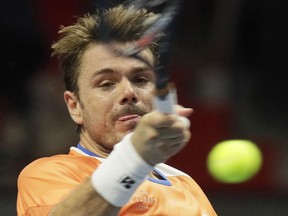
left=154, top=87, right=176, bottom=114
left=154, top=87, right=190, bottom=128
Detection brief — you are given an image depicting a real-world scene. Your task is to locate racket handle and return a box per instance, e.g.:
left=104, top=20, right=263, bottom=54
left=154, top=86, right=190, bottom=128
left=154, top=87, right=176, bottom=114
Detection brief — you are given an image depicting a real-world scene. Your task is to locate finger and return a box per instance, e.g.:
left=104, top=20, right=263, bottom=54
left=159, top=139, right=187, bottom=156
left=156, top=128, right=191, bottom=148
left=141, top=111, right=176, bottom=128
left=164, top=130, right=191, bottom=154
left=151, top=128, right=184, bottom=141
left=154, top=126, right=190, bottom=145
left=161, top=135, right=186, bottom=146
left=175, top=105, right=194, bottom=117
left=153, top=116, right=190, bottom=139
left=177, top=116, right=190, bottom=128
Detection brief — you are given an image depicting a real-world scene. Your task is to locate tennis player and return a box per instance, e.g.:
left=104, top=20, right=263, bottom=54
left=17, top=5, right=217, bottom=216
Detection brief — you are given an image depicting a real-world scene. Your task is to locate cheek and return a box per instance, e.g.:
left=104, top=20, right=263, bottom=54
left=139, top=89, right=154, bottom=110
left=82, top=95, right=112, bottom=125
left=144, top=98, right=154, bottom=111
left=82, top=105, right=111, bottom=138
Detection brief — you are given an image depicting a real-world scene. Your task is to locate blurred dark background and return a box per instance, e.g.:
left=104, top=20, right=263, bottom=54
left=1, top=0, right=287, bottom=215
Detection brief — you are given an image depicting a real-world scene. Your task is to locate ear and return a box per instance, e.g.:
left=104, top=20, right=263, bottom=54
left=64, top=91, right=83, bottom=125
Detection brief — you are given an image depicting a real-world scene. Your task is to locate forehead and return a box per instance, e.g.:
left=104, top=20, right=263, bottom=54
left=80, top=42, right=155, bottom=74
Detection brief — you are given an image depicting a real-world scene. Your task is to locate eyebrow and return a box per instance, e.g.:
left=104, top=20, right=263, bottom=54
left=91, top=65, right=154, bottom=79
left=130, top=65, right=154, bottom=74
left=91, top=68, right=115, bottom=77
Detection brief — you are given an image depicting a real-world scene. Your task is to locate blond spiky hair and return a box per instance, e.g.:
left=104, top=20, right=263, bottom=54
left=51, top=5, right=158, bottom=95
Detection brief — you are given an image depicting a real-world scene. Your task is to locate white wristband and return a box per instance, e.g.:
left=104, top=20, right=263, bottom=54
left=91, top=133, right=153, bottom=207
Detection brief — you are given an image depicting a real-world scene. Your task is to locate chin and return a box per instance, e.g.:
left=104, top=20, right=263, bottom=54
left=116, top=123, right=137, bottom=135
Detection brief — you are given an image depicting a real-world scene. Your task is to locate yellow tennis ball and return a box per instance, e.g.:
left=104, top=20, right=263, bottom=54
left=207, top=140, right=263, bottom=183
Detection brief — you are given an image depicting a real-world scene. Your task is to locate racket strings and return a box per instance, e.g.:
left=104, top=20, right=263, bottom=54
left=101, top=0, right=182, bottom=92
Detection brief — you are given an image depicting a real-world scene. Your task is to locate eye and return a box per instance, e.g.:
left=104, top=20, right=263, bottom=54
left=134, top=76, right=150, bottom=84
left=98, top=80, right=116, bottom=90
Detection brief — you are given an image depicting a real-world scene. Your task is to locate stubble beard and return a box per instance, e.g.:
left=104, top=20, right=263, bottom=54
left=84, top=103, right=152, bottom=153
left=93, top=127, right=122, bottom=152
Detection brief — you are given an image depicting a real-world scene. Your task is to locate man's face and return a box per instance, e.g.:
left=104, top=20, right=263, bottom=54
left=75, top=43, right=155, bottom=151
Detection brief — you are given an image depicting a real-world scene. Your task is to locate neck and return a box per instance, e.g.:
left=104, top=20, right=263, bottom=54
left=79, top=132, right=112, bottom=158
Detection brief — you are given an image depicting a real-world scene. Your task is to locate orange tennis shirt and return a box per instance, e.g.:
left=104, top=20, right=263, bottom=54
left=17, top=146, right=217, bottom=216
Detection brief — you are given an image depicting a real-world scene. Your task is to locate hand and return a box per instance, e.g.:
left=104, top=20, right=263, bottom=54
left=131, top=107, right=193, bottom=165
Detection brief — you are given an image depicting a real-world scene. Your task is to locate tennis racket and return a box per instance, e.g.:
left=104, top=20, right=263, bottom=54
left=105, top=0, right=183, bottom=114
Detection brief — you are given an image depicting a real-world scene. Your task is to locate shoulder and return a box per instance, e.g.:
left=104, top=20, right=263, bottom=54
left=19, top=155, right=69, bottom=177
left=18, top=149, right=101, bottom=184
left=17, top=150, right=101, bottom=215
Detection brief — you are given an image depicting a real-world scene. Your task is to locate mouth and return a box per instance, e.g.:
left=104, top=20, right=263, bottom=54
left=113, top=106, right=148, bottom=132
left=117, top=114, right=141, bottom=122
left=116, top=114, right=141, bottom=132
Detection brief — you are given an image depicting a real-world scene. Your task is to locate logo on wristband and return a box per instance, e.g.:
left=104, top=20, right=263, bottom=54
left=121, top=176, right=136, bottom=189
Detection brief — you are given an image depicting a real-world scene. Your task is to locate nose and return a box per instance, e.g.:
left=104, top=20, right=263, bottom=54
left=119, top=80, right=139, bottom=105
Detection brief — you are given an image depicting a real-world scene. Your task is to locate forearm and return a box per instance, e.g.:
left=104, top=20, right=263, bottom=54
left=49, top=134, right=153, bottom=216
left=49, top=111, right=191, bottom=216
left=48, top=179, right=120, bottom=216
